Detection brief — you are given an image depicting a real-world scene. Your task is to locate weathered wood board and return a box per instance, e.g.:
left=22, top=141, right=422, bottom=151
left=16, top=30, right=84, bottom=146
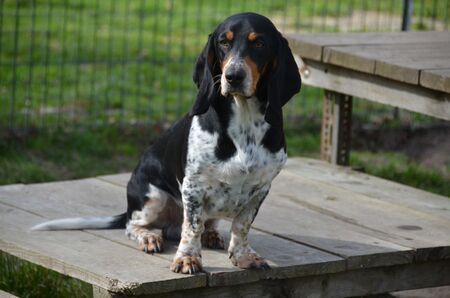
left=287, top=31, right=450, bottom=61
left=299, top=59, right=450, bottom=120
left=287, top=31, right=450, bottom=97
left=421, top=68, right=450, bottom=93
left=285, top=158, right=450, bottom=220
left=0, top=290, right=18, bottom=298
left=1, top=157, right=449, bottom=296
left=322, top=43, right=450, bottom=84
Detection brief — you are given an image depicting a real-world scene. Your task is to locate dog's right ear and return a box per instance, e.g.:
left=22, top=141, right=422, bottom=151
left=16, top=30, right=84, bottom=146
left=191, top=33, right=217, bottom=116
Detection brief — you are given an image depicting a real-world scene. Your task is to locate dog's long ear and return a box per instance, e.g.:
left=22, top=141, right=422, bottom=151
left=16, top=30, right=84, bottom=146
left=265, top=33, right=301, bottom=126
left=190, top=34, right=217, bottom=116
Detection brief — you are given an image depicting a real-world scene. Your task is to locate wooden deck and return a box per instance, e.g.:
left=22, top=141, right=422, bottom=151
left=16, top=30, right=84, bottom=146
left=1, top=157, right=450, bottom=297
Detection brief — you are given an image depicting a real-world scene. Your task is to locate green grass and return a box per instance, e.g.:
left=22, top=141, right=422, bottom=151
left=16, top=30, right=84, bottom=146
left=0, top=252, right=92, bottom=298
left=351, top=151, right=450, bottom=197
left=0, top=125, right=156, bottom=185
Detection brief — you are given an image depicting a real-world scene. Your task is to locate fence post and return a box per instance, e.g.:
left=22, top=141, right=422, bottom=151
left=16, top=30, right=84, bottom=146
left=395, top=0, right=414, bottom=120
left=402, top=0, right=414, bottom=31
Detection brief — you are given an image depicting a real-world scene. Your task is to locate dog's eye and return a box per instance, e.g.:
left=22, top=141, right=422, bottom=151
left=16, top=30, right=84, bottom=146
left=219, top=40, right=230, bottom=49
left=253, top=41, right=264, bottom=49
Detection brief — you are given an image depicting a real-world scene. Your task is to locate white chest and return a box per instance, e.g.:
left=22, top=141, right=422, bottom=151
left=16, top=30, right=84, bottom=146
left=184, top=99, right=286, bottom=218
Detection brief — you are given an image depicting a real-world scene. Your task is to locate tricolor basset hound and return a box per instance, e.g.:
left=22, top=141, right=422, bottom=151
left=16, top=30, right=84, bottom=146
left=32, top=12, right=301, bottom=274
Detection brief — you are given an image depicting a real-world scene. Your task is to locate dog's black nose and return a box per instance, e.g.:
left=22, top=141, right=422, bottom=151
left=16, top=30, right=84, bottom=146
left=225, top=69, right=245, bottom=85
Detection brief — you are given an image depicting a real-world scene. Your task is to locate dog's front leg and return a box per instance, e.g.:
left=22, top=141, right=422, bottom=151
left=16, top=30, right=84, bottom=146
left=170, top=180, right=204, bottom=274
left=228, top=188, right=270, bottom=270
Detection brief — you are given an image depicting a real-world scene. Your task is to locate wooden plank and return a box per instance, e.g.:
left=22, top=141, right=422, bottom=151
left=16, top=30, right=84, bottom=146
left=323, top=45, right=376, bottom=74
left=99, top=260, right=450, bottom=298
left=0, top=178, right=345, bottom=290
left=285, top=158, right=450, bottom=221
left=0, top=178, right=127, bottom=219
left=300, top=59, right=450, bottom=120
left=253, top=195, right=413, bottom=270
left=376, top=58, right=450, bottom=85
left=0, top=290, right=18, bottom=298
left=0, top=203, right=205, bottom=296
left=421, top=68, right=450, bottom=93
left=323, top=43, right=450, bottom=84
left=97, top=174, right=130, bottom=188
left=201, top=221, right=344, bottom=288
left=287, top=31, right=450, bottom=61
left=270, top=170, right=450, bottom=253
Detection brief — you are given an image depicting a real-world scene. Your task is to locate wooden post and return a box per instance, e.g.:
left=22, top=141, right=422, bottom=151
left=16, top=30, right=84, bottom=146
left=320, top=90, right=352, bottom=166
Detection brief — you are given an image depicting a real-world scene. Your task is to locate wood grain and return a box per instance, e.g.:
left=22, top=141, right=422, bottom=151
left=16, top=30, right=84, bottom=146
left=300, top=59, right=450, bottom=120
left=285, top=158, right=450, bottom=221
left=323, top=43, right=450, bottom=84
left=421, top=68, right=450, bottom=93
left=287, top=31, right=450, bottom=61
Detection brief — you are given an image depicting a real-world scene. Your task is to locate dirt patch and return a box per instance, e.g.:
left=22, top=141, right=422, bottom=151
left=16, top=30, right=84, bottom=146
left=353, top=124, right=450, bottom=178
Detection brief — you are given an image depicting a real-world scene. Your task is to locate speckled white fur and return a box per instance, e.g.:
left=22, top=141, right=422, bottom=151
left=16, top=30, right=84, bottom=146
left=221, top=58, right=254, bottom=97
left=176, top=95, right=287, bottom=265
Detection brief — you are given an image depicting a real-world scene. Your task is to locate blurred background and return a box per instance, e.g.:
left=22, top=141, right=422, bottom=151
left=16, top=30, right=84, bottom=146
left=0, top=1, right=449, bottom=297
left=0, top=0, right=449, bottom=193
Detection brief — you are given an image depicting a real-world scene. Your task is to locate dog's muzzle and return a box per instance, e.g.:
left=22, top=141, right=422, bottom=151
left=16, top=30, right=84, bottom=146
left=221, top=59, right=253, bottom=98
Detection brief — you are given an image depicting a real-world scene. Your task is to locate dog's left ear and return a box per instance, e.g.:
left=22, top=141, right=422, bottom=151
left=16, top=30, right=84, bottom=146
left=190, top=33, right=218, bottom=116
left=265, top=33, right=301, bottom=126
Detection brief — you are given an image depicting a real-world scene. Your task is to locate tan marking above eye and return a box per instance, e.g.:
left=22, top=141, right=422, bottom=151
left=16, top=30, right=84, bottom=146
left=225, top=31, right=234, bottom=41
left=248, top=32, right=259, bottom=41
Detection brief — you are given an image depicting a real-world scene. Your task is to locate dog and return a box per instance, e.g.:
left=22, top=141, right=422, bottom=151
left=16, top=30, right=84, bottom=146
left=32, top=12, right=301, bottom=274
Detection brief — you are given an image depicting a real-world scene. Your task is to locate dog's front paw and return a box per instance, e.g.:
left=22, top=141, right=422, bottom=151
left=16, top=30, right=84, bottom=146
left=170, top=255, right=203, bottom=274
left=230, top=252, right=270, bottom=270
left=137, top=232, right=163, bottom=254
left=201, top=230, right=225, bottom=249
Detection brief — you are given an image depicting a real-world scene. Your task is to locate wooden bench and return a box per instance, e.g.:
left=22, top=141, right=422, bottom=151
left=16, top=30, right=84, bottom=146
left=1, top=157, right=450, bottom=297
left=287, top=31, right=450, bottom=165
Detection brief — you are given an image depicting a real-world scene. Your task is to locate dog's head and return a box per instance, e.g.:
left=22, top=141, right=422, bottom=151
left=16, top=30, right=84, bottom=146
left=191, top=12, right=301, bottom=126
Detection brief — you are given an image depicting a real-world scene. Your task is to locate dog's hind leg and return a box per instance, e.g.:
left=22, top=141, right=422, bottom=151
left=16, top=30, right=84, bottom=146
left=126, top=185, right=169, bottom=254
left=127, top=224, right=164, bottom=254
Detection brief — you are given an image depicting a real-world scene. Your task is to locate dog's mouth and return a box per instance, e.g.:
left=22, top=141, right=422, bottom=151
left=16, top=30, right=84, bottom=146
left=221, top=82, right=253, bottom=99
left=228, top=90, right=252, bottom=99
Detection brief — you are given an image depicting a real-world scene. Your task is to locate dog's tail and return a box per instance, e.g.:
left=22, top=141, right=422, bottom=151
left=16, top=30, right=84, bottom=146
left=31, top=212, right=127, bottom=231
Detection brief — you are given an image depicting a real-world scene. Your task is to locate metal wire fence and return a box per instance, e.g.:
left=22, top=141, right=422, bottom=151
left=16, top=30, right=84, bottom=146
left=1, top=0, right=449, bottom=133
